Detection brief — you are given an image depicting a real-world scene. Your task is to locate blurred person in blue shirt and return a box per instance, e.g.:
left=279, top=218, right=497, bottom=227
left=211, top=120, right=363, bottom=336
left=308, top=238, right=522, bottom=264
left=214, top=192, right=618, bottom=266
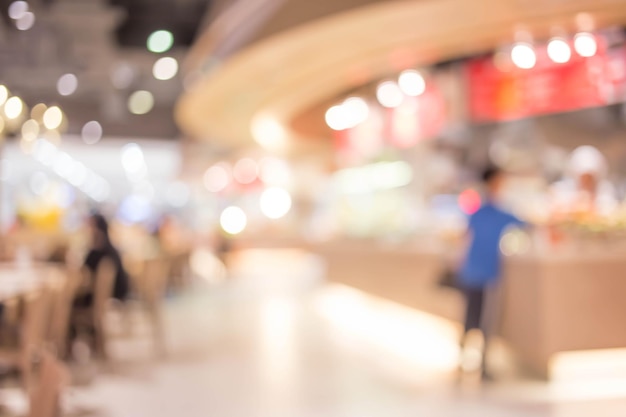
left=459, top=166, right=525, bottom=378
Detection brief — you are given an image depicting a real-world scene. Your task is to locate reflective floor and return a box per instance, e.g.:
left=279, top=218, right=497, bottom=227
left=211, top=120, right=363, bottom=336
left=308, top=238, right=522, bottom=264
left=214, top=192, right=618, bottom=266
left=67, top=249, right=626, bottom=417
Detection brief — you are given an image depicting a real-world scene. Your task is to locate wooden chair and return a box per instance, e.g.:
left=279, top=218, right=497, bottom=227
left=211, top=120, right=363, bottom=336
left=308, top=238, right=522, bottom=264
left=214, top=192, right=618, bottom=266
left=28, top=350, right=69, bottom=417
left=129, top=257, right=171, bottom=357
left=46, top=266, right=83, bottom=358
left=0, top=290, right=48, bottom=392
left=70, top=257, right=115, bottom=360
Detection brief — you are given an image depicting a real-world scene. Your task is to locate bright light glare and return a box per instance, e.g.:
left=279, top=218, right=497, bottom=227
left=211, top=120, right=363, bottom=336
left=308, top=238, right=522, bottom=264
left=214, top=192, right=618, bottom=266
left=511, top=43, right=536, bottom=69
left=233, top=158, right=258, bottom=184
left=251, top=116, right=287, bottom=150
left=152, top=57, right=178, bottom=80
left=0, top=86, right=8, bottom=106
left=16, top=11, right=34, bottom=30
left=376, top=81, right=404, bottom=108
left=574, top=32, right=598, bottom=57
left=21, top=119, right=39, bottom=141
left=82, top=121, right=103, bottom=144
left=220, top=206, right=247, bottom=235
left=121, top=143, right=145, bottom=175
left=325, top=97, right=369, bottom=131
left=8, top=1, right=28, bottom=20
left=57, top=73, right=78, bottom=96
left=398, top=70, right=426, bottom=96
left=204, top=164, right=230, bottom=192
left=128, top=90, right=154, bottom=115
left=547, top=38, right=572, bottom=64
left=5, top=96, right=24, bottom=119
left=43, top=106, right=63, bottom=130
left=147, top=30, right=174, bottom=54
left=334, top=161, right=413, bottom=194
left=260, top=187, right=292, bottom=219
left=325, top=105, right=346, bottom=131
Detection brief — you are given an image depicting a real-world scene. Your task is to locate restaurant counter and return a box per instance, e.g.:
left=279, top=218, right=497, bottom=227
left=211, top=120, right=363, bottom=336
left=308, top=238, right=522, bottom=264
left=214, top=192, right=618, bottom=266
left=499, top=249, right=626, bottom=377
left=313, top=240, right=626, bottom=378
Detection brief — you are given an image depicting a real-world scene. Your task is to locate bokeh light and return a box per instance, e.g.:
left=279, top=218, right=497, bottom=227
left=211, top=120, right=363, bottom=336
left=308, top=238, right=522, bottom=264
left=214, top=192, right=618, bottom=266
left=458, top=189, right=482, bottom=215
left=82, top=121, right=103, bottom=144
left=57, top=73, right=78, bottom=96
left=398, top=70, right=426, bottom=97
left=220, top=206, right=247, bottom=235
left=30, top=103, right=47, bottom=123
left=8, top=1, right=28, bottom=20
left=204, top=164, right=231, bottom=193
left=259, top=157, right=291, bottom=186
left=152, top=57, right=178, bottom=80
left=574, top=32, right=598, bottom=57
left=21, top=119, right=39, bottom=142
left=128, top=90, right=154, bottom=115
left=0, top=86, right=9, bottom=106
left=43, top=106, right=63, bottom=130
left=376, top=81, right=404, bottom=108
left=511, top=43, right=536, bottom=69
left=547, top=38, right=572, bottom=64
left=147, top=30, right=174, bottom=54
left=121, top=143, right=145, bottom=174
left=260, top=187, right=292, bottom=219
left=15, top=11, right=34, bottom=31
left=233, top=158, right=258, bottom=184
left=4, top=96, right=23, bottom=119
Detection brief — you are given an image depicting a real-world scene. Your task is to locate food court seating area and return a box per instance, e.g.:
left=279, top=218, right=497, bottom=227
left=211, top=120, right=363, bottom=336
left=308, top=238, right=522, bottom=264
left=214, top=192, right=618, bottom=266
left=0, top=228, right=191, bottom=417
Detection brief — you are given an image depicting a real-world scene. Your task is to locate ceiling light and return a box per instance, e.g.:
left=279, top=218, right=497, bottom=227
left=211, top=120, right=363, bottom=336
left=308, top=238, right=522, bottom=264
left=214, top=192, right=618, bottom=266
left=43, top=106, right=63, bottom=130
left=4, top=96, right=24, bottom=119
left=260, top=187, right=292, bottom=220
left=8, top=1, right=28, bottom=20
left=82, top=121, right=103, bottom=144
left=147, top=30, right=174, bottom=54
left=574, top=32, right=598, bottom=57
left=547, top=38, right=571, bottom=64
left=220, top=206, right=247, bottom=235
left=31, top=103, right=46, bottom=122
left=0, top=86, right=8, bottom=106
left=511, top=43, right=536, bottom=69
left=15, top=11, right=34, bottom=31
left=57, top=73, right=78, bottom=96
left=376, top=81, right=404, bottom=108
left=398, top=70, right=426, bottom=96
left=21, top=119, right=39, bottom=141
left=128, top=90, right=154, bottom=115
left=152, top=57, right=178, bottom=80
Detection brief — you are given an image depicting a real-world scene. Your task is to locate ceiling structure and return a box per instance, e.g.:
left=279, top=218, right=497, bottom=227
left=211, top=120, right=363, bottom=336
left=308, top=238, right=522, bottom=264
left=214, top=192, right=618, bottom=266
left=176, top=0, right=626, bottom=157
left=0, top=0, right=212, bottom=139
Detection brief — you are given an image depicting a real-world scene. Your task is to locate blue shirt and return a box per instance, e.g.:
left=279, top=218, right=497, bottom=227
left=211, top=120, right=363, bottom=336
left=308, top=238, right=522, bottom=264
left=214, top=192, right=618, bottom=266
left=460, top=202, right=524, bottom=288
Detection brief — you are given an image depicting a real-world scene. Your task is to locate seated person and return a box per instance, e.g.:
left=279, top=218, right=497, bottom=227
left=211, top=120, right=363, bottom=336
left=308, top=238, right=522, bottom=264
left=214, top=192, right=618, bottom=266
left=74, top=213, right=130, bottom=307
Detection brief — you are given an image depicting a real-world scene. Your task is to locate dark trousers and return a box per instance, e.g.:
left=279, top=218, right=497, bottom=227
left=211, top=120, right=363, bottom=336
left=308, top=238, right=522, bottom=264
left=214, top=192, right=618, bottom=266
left=463, top=287, right=485, bottom=333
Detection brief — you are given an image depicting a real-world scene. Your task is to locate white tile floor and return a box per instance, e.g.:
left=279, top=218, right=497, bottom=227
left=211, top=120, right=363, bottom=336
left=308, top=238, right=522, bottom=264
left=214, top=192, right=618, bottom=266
left=66, top=249, right=626, bottom=417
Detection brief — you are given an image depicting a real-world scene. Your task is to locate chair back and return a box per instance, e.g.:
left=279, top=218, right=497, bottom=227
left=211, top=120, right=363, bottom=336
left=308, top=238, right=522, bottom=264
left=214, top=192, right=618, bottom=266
left=137, top=257, right=170, bottom=307
left=93, top=257, right=116, bottom=328
left=20, top=291, right=48, bottom=359
left=28, top=351, right=69, bottom=417
left=46, top=266, right=83, bottom=356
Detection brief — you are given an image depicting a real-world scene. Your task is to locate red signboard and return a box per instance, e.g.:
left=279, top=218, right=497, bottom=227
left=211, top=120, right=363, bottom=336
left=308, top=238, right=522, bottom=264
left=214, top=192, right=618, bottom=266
left=467, top=43, right=626, bottom=122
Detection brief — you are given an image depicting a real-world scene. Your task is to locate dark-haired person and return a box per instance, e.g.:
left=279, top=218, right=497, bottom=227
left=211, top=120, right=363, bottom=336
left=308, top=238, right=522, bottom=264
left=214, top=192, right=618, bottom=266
left=458, top=166, right=525, bottom=379
left=74, top=213, right=130, bottom=306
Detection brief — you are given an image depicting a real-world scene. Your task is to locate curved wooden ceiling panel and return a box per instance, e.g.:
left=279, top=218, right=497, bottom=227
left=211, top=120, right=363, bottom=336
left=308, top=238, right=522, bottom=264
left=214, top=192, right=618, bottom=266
left=176, top=0, right=626, bottom=155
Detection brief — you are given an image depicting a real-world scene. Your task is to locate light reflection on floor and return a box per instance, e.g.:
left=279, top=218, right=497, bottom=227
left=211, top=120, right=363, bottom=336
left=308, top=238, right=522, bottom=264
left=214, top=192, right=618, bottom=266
left=65, top=249, right=626, bottom=417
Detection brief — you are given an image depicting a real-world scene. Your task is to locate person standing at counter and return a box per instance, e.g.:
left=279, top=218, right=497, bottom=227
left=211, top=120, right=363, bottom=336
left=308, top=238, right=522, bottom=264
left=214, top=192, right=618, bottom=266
left=459, top=166, right=525, bottom=379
